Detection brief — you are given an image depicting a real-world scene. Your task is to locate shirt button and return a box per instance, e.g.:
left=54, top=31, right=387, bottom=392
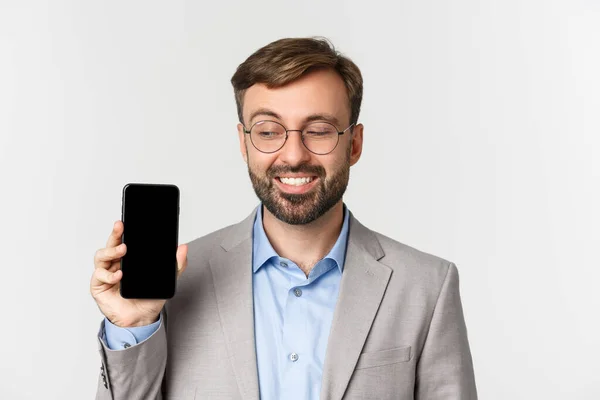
left=280, top=261, right=288, bottom=267
left=123, top=343, right=131, bottom=349
left=293, top=288, right=303, bottom=297
left=289, top=352, right=299, bottom=362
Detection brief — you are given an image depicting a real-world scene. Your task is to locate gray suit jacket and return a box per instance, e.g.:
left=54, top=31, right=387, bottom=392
left=95, top=208, right=477, bottom=399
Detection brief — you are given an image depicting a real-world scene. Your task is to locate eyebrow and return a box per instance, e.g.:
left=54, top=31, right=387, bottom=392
left=248, top=108, right=341, bottom=127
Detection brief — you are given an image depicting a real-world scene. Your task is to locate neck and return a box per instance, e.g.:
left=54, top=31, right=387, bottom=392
left=262, top=201, right=345, bottom=277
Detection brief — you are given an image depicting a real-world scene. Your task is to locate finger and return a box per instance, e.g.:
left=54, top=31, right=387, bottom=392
left=94, top=243, right=126, bottom=269
left=106, top=220, right=124, bottom=249
left=176, top=244, right=188, bottom=279
left=91, top=267, right=122, bottom=288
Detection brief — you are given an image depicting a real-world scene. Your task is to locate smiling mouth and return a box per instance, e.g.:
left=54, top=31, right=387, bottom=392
left=275, top=176, right=318, bottom=186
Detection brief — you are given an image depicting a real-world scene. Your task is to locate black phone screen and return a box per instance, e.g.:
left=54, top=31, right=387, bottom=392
left=120, top=183, right=180, bottom=299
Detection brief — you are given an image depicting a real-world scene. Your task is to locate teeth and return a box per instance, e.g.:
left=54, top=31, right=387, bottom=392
left=279, top=177, right=313, bottom=186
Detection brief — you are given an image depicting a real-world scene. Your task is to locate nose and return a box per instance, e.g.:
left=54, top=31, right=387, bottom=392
left=278, top=130, right=312, bottom=166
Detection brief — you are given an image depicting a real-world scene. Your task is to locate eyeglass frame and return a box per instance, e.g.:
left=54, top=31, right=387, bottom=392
left=242, top=119, right=356, bottom=155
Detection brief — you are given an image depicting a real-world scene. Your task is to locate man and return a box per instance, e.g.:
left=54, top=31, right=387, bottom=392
left=91, top=37, right=477, bottom=400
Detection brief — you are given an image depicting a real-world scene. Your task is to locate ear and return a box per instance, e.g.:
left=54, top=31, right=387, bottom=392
left=349, top=123, right=364, bottom=167
left=237, top=123, right=248, bottom=164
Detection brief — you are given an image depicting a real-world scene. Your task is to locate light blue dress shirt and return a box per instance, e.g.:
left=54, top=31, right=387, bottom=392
left=252, top=204, right=349, bottom=400
left=102, top=313, right=161, bottom=350
left=102, top=203, right=350, bottom=400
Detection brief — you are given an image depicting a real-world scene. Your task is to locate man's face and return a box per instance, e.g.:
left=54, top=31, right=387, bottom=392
left=237, top=68, right=363, bottom=225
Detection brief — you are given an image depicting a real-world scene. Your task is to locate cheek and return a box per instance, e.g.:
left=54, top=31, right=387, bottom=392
left=322, top=155, right=346, bottom=176
left=248, top=152, right=276, bottom=175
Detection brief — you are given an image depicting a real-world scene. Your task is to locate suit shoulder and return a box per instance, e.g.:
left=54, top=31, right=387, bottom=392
left=371, top=230, right=455, bottom=282
left=185, top=222, right=241, bottom=259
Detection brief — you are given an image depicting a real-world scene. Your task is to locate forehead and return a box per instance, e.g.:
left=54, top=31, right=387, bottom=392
left=243, top=68, right=350, bottom=125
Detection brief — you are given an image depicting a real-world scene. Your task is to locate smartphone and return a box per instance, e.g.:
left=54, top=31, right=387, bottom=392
left=120, top=183, right=180, bottom=299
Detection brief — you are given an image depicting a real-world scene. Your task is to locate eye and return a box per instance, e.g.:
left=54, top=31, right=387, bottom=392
left=305, top=130, right=332, bottom=136
left=258, top=131, right=283, bottom=139
left=304, top=122, right=337, bottom=137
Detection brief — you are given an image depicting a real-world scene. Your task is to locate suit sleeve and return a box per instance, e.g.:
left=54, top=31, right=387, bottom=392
left=415, top=263, right=478, bottom=399
left=95, top=307, right=168, bottom=400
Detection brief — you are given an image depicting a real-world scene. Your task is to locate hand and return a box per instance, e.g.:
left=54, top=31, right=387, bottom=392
left=90, top=220, right=188, bottom=327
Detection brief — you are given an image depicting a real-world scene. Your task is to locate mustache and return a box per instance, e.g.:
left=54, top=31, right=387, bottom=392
left=267, top=164, right=325, bottom=178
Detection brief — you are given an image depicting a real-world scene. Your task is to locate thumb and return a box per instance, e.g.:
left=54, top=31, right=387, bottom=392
left=176, top=244, right=188, bottom=278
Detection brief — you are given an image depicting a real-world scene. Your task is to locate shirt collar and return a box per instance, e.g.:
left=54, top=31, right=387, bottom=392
left=252, top=203, right=350, bottom=274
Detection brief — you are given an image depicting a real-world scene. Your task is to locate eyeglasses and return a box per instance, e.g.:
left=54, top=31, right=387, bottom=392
left=243, top=120, right=355, bottom=155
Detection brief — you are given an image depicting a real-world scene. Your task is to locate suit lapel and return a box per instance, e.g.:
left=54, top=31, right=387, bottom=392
left=209, top=209, right=260, bottom=400
left=320, top=213, right=392, bottom=400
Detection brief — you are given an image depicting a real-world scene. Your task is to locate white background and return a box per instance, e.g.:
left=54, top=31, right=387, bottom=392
left=0, top=0, right=598, bottom=399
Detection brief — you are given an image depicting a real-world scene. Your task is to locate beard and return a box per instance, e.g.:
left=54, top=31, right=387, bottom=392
left=247, top=147, right=351, bottom=225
